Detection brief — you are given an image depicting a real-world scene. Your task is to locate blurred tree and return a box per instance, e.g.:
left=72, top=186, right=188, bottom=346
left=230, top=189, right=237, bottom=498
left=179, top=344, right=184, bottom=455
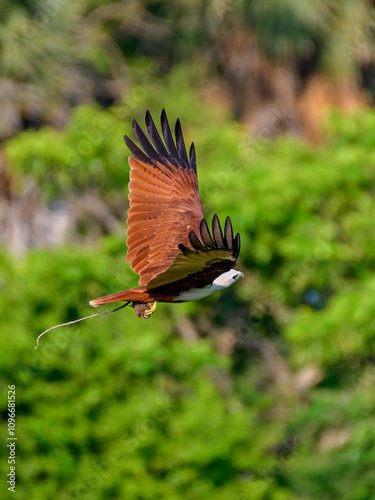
left=3, top=0, right=375, bottom=140
left=81, top=0, right=375, bottom=139
left=0, top=0, right=126, bottom=138
left=214, top=0, right=374, bottom=139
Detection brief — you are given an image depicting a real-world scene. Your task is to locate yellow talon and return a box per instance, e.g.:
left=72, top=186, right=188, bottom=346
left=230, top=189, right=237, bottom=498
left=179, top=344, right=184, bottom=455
left=133, top=301, right=158, bottom=318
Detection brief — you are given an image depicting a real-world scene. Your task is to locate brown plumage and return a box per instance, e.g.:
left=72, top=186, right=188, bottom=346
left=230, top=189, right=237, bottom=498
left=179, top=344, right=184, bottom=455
left=89, top=110, right=242, bottom=318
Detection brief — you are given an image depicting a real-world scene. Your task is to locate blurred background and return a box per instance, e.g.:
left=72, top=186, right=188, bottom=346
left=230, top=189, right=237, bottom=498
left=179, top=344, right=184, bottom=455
left=1, top=0, right=375, bottom=499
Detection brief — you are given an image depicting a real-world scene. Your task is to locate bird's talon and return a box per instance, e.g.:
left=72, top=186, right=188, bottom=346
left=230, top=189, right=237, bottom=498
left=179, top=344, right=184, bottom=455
left=133, top=302, right=158, bottom=319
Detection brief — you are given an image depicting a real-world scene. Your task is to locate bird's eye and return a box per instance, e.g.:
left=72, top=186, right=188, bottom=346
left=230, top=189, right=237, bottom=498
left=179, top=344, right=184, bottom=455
left=232, top=276, right=236, bottom=280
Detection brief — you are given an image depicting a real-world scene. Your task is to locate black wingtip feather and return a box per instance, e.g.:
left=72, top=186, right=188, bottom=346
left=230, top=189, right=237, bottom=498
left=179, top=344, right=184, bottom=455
left=175, top=119, right=189, bottom=168
left=132, top=119, right=159, bottom=161
left=180, top=215, right=241, bottom=259
left=145, top=110, right=170, bottom=158
left=212, top=214, right=225, bottom=249
left=124, top=134, right=150, bottom=164
left=233, top=233, right=241, bottom=259
left=224, top=216, right=233, bottom=251
left=178, top=243, right=196, bottom=255
left=161, top=110, right=179, bottom=159
left=189, top=231, right=206, bottom=252
left=200, top=219, right=215, bottom=249
left=189, top=143, right=197, bottom=174
left=125, top=110, right=198, bottom=174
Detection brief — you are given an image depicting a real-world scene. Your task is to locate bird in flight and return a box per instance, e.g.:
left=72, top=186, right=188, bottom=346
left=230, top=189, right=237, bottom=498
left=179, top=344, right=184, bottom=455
left=35, top=110, right=242, bottom=348
left=89, top=109, right=243, bottom=318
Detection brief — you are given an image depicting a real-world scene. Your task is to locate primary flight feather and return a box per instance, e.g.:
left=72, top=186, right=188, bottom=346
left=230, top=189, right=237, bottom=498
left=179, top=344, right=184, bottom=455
left=89, top=109, right=243, bottom=318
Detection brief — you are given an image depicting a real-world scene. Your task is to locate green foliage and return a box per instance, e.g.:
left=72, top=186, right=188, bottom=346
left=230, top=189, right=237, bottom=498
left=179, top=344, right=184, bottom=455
left=5, top=105, right=129, bottom=200
left=0, top=240, right=290, bottom=500
left=3, top=102, right=375, bottom=499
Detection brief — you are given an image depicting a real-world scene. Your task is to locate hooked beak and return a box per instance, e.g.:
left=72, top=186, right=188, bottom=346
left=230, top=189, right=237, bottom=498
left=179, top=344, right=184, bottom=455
left=238, top=271, right=244, bottom=279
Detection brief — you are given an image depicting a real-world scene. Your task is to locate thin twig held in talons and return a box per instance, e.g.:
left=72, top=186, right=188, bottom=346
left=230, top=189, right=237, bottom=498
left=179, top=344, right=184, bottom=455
left=34, top=302, right=131, bottom=349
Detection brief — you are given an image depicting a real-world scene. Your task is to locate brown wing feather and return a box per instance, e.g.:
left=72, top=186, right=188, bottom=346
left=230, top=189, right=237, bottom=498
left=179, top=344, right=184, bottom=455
left=125, top=111, right=204, bottom=286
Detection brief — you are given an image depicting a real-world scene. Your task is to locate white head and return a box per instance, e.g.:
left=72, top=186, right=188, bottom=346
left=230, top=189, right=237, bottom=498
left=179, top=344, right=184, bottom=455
left=212, top=269, right=244, bottom=290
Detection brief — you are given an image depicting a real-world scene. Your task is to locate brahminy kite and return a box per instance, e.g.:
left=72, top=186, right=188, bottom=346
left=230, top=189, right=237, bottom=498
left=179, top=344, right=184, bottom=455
left=89, top=109, right=243, bottom=318
left=34, top=110, right=242, bottom=348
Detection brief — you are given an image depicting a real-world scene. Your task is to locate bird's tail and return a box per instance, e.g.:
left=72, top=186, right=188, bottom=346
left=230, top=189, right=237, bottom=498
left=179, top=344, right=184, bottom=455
left=89, top=286, right=152, bottom=307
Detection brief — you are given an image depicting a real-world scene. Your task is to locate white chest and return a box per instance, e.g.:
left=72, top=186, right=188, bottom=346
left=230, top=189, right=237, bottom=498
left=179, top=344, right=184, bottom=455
left=172, top=285, right=216, bottom=302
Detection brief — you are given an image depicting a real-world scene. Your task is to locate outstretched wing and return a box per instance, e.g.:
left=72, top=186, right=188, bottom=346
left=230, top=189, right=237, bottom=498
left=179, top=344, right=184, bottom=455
left=124, top=109, right=204, bottom=286
left=146, top=214, right=240, bottom=289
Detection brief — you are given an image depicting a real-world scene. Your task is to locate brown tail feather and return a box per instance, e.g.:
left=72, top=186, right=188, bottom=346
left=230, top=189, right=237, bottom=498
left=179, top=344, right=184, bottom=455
left=89, top=286, right=153, bottom=307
